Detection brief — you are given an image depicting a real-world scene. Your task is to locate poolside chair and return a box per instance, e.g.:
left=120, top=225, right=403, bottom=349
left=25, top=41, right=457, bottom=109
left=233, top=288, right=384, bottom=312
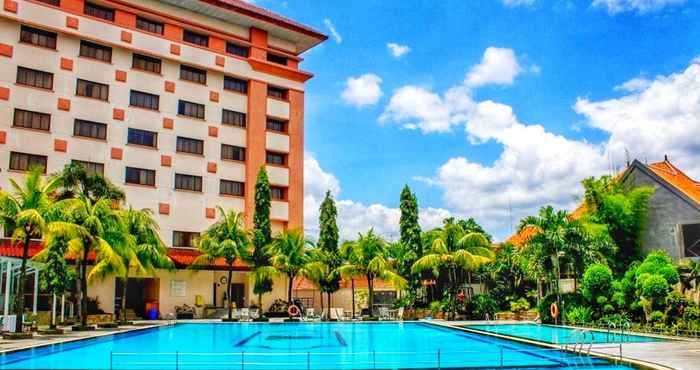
left=249, top=308, right=260, bottom=320
left=378, top=307, right=390, bottom=321
left=396, top=307, right=404, bottom=321
left=333, top=308, right=346, bottom=321
left=240, top=308, right=250, bottom=322
left=303, top=308, right=320, bottom=322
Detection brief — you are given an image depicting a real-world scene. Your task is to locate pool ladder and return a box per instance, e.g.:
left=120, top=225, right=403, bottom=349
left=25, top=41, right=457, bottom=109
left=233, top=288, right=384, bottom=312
left=562, top=329, right=593, bottom=355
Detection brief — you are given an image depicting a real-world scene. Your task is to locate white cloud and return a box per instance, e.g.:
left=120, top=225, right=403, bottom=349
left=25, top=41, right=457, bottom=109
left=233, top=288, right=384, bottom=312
left=502, top=0, right=535, bottom=7
left=591, top=0, right=686, bottom=14
left=341, top=74, right=383, bottom=108
left=323, top=18, right=342, bottom=44
left=380, top=86, right=474, bottom=133
left=304, top=153, right=450, bottom=241
left=387, top=43, right=411, bottom=59
left=614, top=77, right=652, bottom=92
left=465, top=47, right=523, bottom=87
left=575, top=63, right=700, bottom=177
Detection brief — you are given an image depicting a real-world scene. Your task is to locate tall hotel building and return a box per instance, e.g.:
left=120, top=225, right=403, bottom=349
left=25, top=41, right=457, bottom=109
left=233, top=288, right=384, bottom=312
left=0, top=0, right=325, bottom=317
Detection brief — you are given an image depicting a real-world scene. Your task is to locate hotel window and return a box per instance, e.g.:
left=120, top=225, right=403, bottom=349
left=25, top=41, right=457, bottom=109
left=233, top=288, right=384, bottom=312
left=130, top=90, right=160, bottom=110
left=13, top=109, right=50, bottom=131
left=176, top=136, right=204, bottom=155
left=270, top=186, right=286, bottom=200
left=223, top=76, right=248, bottom=94
left=267, top=86, right=288, bottom=99
left=73, top=119, right=107, bottom=140
left=222, top=109, right=246, bottom=127
left=132, top=54, right=161, bottom=74
left=183, top=30, right=208, bottom=47
left=71, top=159, right=104, bottom=175
left=79, top=40, right=112, bottom=62
left=16, top=67, right=53, bottom=90
left=180, top=65, right=207, bottom=84
left=84, top=2, right=114, bottom=21
left=266, top=118, right=287, bottom=133
left=221, top=144, right=245, bottom=161
left=267, top=53, right=288, bottom=66
left=178, top=100, right=205, bottom=119
left=136, top=17, right=163, bottom=35
left=125, top=167, right=155, bottom=186
left=173, top=231, right=199, bottom=249
left=37, top=0, right=60, bottom=5
left=9, top=152, right=47, bottom=173
left=266, top=151, right=287, bottom=166
left=76, top=79, right=109, bottom=101
left=680, top=223, right=700, bottom=258
left=175, top=174, right=202, bottom=192
left=19, top=25, right=57, bottom=49
left=127, top=128, right=157, bottom=148
left=220, top=179, right=244, bottom=196
left=226, top=42, right=249, bottom=57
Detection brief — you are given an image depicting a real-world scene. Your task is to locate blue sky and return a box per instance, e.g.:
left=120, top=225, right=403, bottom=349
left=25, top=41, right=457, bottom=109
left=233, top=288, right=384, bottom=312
left=255, top=0, right=700, bottom=241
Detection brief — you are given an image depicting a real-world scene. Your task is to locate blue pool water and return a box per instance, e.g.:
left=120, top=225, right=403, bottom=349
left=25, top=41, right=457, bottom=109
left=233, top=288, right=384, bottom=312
left=0, top=322, right=637, bottom=369
left=467, top=324, right=662, bottom=344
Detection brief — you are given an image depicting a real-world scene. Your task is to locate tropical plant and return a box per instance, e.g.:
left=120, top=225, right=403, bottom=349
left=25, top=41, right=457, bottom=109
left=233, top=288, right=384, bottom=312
left=267, top=230, right=314, bottom=304
left=339, top=229, right=407, bottom=318
left=413, top=219, right=493, bottom=319
left=36, top=224, right=76, bottom=329
left=118, top=206, right=172, bottom=322
left=399, top=185, right=423, bottom=292
left=581, top=263, right=613, bottom=316
left=54, top=194, right=126, bottom=327
left=55, top=162, right=124, bottom=202
left=251, top=167, right=273, bottom=309
left=0, top=167, right=61, bottom=332
left=509, top=297, right=530, bottom=313
left=317, top=190, right=341, bottom=314
left=565, top=306, right=593, bottom=325
left=193, top=209, right=250, bottom=320
left=468, top=293, right=498, bottom=320
left=678, top=258, right=700, bottom=295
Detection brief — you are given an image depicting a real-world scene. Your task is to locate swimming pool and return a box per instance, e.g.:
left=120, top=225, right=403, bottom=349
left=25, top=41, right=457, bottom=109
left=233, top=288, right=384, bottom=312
left=1, top=322, right=638, bottom=369
left=466, top=323, right=662, bottom=344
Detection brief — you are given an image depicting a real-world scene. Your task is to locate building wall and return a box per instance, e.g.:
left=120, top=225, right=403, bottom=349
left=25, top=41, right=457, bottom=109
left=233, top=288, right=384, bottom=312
left=0, top=0, right=306, bottom=246
left=624, top=167, right=700, bottom=260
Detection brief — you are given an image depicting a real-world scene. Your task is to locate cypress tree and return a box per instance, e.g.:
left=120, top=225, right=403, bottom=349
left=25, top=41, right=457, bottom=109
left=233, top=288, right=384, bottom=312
left=318, top=191, right=340, bottom=312
left=252, top=167, right=273, bottom=307
left=399, top=185, right=422, bottom=290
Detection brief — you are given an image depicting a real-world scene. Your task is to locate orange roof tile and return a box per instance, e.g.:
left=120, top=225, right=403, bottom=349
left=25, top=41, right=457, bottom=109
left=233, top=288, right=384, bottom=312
left=647, top=159, right=700, bottom=205
left=293, top=277, right=396, bottom=291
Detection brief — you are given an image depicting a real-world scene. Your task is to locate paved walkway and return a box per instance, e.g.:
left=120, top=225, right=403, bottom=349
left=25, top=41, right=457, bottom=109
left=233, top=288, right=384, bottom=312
left=591, top=341, right=700, bottom=370
left=0, top=322, right=164, bottom=353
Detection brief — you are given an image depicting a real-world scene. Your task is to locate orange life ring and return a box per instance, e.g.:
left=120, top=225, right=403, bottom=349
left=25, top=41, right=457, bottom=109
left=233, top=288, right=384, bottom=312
left=288, top=304, right=300, bottom=317
left=550, top=303, right=559, bottom=318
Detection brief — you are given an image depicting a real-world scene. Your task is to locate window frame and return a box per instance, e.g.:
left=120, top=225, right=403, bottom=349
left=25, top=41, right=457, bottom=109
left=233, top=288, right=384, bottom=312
left=183, top=30, right=208, bottom=47
left=174, top=173, right=203, bottom=192
left=19, top=25, right=57, bottom=49
left=178, top=100, right=205, bottom=120
left=135, top=16, right=164, bottom=35
left=222, top=109, right=246, bottom=128
left=220, top=179, right=244, bottom=197
left=83, top=2, right=115, bottom=21
left=221, top=144, right=246, bottom=162
left=125, top=166, right=156, bottom=186
left=16, top=66, right=53, bottom=90
left=132, top=53, right=162, bottom=74
left=226, top=41, right=249, bottom=58
left=180, top=65, right=207, bottom=85
left=9, top=152, right=47, bottom=173
left=130, top=90, right=160, bottom=110
left=266, top=118, right=288, bottom=133
left=270, top=186, right=287, bottom=201
left=71, top=159, right=104, bottom=175
left=266, top=151, right=287, bottom=166
left=267, top=86, right=288, bottom=100
left=172, top=231, right=199, bottom=249
left=79, top=40, right=112, bottom=63
left=73, top=119, right=107, bottom=140
left=266, top=53, right=288, bottom=66
left=176, top=136, right=204, bottom=155
left=13, top=109, right=50, bottom=131
left=76, top=78, right=109, bottom=101
left=127, top=127, right=158, bottom=148
left=223, top=76, right=248, bottom=94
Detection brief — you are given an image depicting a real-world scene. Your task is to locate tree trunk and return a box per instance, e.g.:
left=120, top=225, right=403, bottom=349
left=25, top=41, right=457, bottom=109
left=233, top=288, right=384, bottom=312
left=227, top=268, right=233, bottom=319
left=258, top=293, right=263, bottom=312
left=121, top=271, right=129, bottom=323
left=367, top=275, right=374, bottom=318
left=351, top=279, right=355, bottom=319
left=319, top=290, right=324, bottom=320
left=327, top=292, right=332, bottom=313
left=80, top=247, right=89, bottom=327
left=448, top=267, right=456, bottom=321
left=13, top=235, right=31, bottom=333
left=287, top=274, right=293, bottom=305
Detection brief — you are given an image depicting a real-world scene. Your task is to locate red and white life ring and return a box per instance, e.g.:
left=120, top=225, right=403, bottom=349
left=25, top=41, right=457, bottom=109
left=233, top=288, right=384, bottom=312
left=550, top=303, right=559, bottom=318
left=288, top=304, right=300, bottom=317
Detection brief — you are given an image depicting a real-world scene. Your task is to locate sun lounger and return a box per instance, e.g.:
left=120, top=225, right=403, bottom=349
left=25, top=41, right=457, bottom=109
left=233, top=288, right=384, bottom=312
left=240, top=308, right=250, bottom=321
left=332, top=308, right=346, bottom=321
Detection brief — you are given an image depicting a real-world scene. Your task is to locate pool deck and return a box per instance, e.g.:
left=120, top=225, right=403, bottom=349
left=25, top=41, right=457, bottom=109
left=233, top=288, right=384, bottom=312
left=0, top=322, right=166, bottom=354
left=448, top=320, right=700, bottom=370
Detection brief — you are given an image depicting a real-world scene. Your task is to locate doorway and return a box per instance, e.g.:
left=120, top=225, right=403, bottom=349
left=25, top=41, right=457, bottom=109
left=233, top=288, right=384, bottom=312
left=115, top=278, right=159, bottom=319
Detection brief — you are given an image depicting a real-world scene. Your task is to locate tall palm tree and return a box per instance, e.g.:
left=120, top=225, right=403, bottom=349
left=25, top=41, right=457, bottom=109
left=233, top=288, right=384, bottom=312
left=413, top=219, right=493, bottom=319
left=192, top=208, right=250, bottom=321
left=267, top=230, right=314, bottom=305
left=118, top=206, right=173, bottom=323
left=0, top=168, right=60, bottom=332
left=338, top=229, right=407, bottom=318
left=55, top=194, right=126, bottom=328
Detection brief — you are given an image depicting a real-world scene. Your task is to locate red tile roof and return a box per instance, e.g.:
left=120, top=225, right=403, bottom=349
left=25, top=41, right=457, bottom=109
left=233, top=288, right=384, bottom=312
left=293, top=277, right=396, bottom=291
left=198, top=0, right=327, bottom=41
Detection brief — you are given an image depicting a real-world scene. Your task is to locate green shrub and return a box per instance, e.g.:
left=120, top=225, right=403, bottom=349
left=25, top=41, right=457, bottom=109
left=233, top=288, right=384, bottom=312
left=538, top=292, right=585, bottom=324
left=582, top=263, right=613, bottom=301
left=468, top=294, right=498, bottom=320
left=683, top=305, right=699, bottom=321
left=600, top=313, right=630, bottom=326
left=565, top=306, right=592, bottom=325
left=509, top=297, right=530, bottom=313
left=649, top=310, right=664, bottom=323
left=641, top=274, right=668, bottom=302
left=665, top=292, right=688, bottom=320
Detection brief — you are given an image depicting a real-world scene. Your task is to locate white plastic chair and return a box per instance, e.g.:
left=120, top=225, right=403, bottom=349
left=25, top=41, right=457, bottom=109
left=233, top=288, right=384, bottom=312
left=240, top=308, right=250, bottom=321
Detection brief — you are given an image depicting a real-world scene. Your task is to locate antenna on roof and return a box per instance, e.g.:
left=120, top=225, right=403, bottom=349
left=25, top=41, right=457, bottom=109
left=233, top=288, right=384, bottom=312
left=625, top=149, right=630, bottom=167
left=664, top=154, right=669, bottom=162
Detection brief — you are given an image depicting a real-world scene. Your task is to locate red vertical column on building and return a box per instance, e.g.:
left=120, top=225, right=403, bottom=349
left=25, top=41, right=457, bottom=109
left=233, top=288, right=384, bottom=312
left=287, top=90, right=304, bottom=230
left=245, top=28, right=269, bottom=229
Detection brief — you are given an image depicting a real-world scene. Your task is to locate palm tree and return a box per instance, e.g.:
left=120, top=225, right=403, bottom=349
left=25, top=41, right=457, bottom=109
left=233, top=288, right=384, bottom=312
left=0, top=168, right=60, bottom=332
left=678, top=259, right=700, bottom=298
left=412, top=219, right=493, bottom=319
left=338, top=229, right=407, bottom=318
left=192, top=208, right=250, bottom=321
left=267, top=230, right=314, bottom=305
left=55, top=194, right=126, bottom=328
left=118, top=206, right=172, bottom=323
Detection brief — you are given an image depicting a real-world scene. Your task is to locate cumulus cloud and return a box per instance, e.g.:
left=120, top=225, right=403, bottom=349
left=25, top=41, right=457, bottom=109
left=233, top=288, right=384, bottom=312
left=323, top=19, right=342, bottom=43
left=380, top=86, right=474, bottom=133
left=304, top=153, right=451, bottom=241
left=341, top=74, right=383, bottom=108
left=614, top=77, right=652, bottom=92
left=465, top=47, right=523, bottom=87
left=591, top=0, right=686, bottom=14
left=502, top=0, right=535, bottom=7
left=575, top=63, right=700, bottom=177
left=387, top=43, right=411, bottom=58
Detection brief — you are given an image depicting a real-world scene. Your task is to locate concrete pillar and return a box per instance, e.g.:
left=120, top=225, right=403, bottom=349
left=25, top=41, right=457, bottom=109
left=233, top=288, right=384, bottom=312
left=32, top=270, right=38, bottom=315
